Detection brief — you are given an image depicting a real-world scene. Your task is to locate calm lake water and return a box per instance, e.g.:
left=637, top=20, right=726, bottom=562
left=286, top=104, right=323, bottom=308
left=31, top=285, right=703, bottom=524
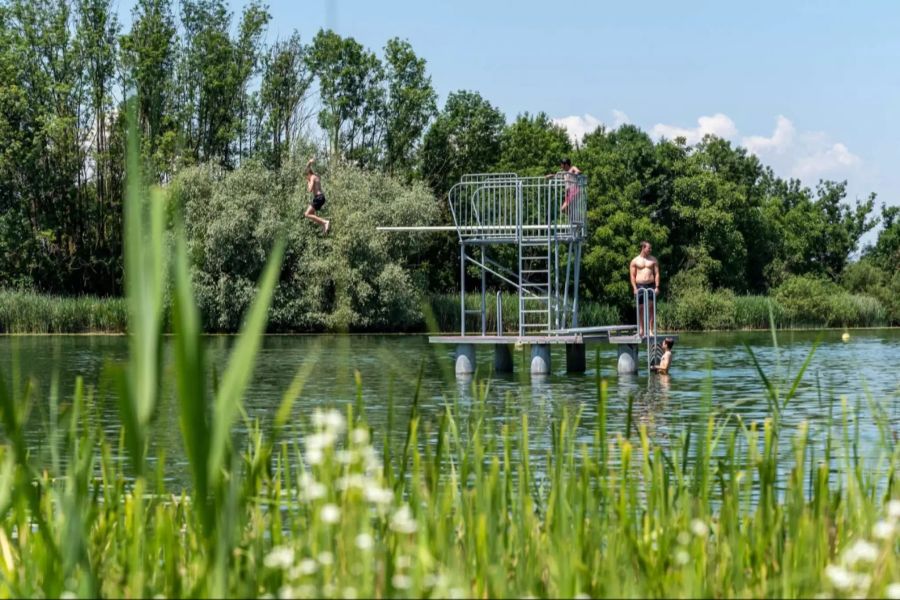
left=2, top=330, right=898, bottom=487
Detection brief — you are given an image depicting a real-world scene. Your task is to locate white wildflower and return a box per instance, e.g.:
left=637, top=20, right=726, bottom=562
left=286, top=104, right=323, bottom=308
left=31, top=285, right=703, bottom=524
left=888, top=499, right=900, bottom=520
left=825, top=564, right=854, bottom=590
left=306, top=448, right=324, bottom=466
left=60, top=593, right=77, bottom=600
left=318, top=551, right=334, bottom=566
left=364, top=484, right=394, bottom=505
left=886, top=582, right=900, bottom=599
left=264, top=545, right=295, bottom=570
left=677, top=531, right=691, bottom=546
left=674, top=549, right=690, bottom=566
left=391, top=574, right=412, bottom=590
left=290, top=558, right=318, bottom=578
left=843, top=539, right=878, bottom=566
left=390, top=505, right=418, bottom=534
left=575, top=594, right=591, bottom=600
left=277, top=585, right=295, bottom=599
left=320, top=503, right=341, bottom=524
left=313, top=408, right=346, bottom=432
left=306, top=431, right=337, bottom=453
left=355, top=533, right=374, bottom=550
left=873, top=519, right=895, bottom=541
left=351, top=427, right=369, bottom=445
left=449, top=589, right=466, bottom=599
left=342, top=587, right=358, bottom=599
left=300, top=480, right=326, bottom=502
left=690, top=519, right=709, bottom=538
left=396, top=554, right=412, bottom=569
left=336, top=450, right=354, bottom=464
left=337, top=474, right=366, bottom=491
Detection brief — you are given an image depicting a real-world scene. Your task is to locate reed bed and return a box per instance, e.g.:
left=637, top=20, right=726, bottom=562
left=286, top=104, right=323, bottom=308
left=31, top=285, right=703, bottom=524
left=0, top=290, right=127, bottom=334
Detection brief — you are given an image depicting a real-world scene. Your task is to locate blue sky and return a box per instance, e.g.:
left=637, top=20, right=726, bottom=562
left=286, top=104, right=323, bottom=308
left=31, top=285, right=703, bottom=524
left=118, top=0, right=900, bottom=235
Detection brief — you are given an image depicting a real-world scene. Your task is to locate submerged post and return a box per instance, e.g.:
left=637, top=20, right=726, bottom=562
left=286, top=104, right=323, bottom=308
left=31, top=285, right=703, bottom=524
left=494, top=344, right=514, bottom=373
left=530, top=344, right=551, bottom=375
left=617, top=344, right=638, bottom=374
left=565, top=343, right=586, bottom=373
left=456, top=344, right=476, bottom=375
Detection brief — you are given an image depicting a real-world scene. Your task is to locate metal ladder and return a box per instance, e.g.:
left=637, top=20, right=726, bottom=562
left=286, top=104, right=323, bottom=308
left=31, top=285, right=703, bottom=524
left=518, top=237, right=552, bottom=335
left=637, top=288, right=660, bottom=371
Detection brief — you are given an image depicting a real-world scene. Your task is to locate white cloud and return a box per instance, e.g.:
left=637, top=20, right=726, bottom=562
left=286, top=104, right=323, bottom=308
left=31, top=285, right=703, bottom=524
left=791, top=142, right=861, bottom=179
left=552, top=113, right=603, bottom=143
left=651, top=113, right=737, bottom=144
left=742, top=115, right=795, bottom=155
left=611, top=109, right=630, bottom=128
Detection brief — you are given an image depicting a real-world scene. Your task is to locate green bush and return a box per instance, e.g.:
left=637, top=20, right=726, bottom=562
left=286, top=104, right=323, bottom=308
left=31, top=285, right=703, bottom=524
left=775, top=274, right=887, bottom=327
left=733, top=295, right=785, bottom=329
left=174, top=158, right=441, bottom=332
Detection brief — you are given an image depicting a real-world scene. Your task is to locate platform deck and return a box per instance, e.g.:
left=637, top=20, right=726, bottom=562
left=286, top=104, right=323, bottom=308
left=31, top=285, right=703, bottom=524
left=429, top=332, right=678, bottom=346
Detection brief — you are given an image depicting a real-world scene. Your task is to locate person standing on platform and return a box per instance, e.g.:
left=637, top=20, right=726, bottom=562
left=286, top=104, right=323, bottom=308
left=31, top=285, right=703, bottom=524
left=630, top=241, right=660, bottom=337
left=304, top=157, right=331, bottom=235
left=546, top=158, right=582, bottom=215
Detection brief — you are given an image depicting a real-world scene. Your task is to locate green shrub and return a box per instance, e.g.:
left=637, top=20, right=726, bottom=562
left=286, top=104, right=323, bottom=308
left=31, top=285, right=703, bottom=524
left=775, top=274, right=887, bottom=327
left=0, top=290, right=127, bottom=333
left=733, top=295, right=785, bottom=329
left=175, top=158, right=441, bottom=332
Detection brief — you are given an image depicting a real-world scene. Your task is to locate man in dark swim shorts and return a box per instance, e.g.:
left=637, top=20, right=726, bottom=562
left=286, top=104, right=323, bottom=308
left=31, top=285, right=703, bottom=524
left=630, top=241, right=660, bottom=337
left=304, top=157, right=330, bottom=235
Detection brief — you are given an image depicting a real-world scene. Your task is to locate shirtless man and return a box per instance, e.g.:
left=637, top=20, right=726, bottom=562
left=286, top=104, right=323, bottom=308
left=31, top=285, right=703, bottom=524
left=650, top=338, right=674, bottom=374
left=630, top=241, right=659, bottom=337
left=304, top=157, right=330, bottom=235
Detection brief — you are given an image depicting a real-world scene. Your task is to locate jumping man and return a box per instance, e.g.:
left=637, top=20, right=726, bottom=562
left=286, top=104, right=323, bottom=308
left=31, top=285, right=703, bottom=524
left=630, top=241, right=660, bottom=337
left=304, top=157, right=330, bottom=235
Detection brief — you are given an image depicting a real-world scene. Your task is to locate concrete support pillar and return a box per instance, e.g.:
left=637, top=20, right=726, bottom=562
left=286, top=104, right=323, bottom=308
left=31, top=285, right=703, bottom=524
left=530, top=344, right=551, bottom=376
left=565, top=343, right=586, bottom=373
left=493, top=344, right=514, bottom=373
left=455, top=344, right=476, bottom=376
left=617, top=344, right=638, bottom=374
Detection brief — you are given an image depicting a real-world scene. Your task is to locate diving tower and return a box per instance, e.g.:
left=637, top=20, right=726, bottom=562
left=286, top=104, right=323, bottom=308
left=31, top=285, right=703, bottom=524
left=379, top=172, right=672, bottom=376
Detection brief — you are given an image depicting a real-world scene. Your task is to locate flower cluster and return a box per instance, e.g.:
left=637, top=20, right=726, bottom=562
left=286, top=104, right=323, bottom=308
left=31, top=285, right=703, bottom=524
left=823, top=499, right=900, bottom=597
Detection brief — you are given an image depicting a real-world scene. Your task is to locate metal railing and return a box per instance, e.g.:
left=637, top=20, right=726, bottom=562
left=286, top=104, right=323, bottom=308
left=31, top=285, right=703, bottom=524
left=448, top=173, right=586, bottom=243
left=636, top=287, right=658, bottom=371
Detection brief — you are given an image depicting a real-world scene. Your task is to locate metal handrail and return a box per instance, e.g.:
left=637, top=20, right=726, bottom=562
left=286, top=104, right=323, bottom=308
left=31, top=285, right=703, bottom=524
left=635, top=287, right=658, bottom=371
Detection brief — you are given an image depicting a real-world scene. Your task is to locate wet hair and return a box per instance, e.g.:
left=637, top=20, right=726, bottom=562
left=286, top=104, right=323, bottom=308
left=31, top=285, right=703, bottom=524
left=663, top=337, right=675, bottom=350
left=640, top=240, right=651, bottom=250
left=560, top=157, right=571, bottom=167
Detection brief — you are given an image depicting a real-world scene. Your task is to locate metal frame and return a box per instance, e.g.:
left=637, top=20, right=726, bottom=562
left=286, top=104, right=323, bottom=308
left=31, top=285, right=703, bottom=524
left=448, top=172, right=587, bottom=337
left=636, top=288, right=659, bottom=371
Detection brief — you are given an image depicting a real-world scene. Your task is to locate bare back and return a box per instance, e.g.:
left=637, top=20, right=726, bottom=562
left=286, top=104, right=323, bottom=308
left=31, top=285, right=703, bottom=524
left=307, top=174, right=322, bottom=196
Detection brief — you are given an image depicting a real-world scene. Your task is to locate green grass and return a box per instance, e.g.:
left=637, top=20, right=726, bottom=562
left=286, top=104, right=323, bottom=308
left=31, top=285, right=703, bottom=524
left=0, top=290, right=127, bottom=334
left=0, top=119, right=899, bottom=598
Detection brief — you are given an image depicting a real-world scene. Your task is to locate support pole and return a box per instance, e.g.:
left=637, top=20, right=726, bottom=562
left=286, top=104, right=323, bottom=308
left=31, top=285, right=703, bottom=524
left=493, top=344, right=514, bottom=373
left=617, top=344, right=638, bottom=374
left=456, top=344, right=476, bottom=376
left=530, top=344, right=551, bottom=376
left=565, top=343, right=586, bottom=373
left=460, top=242, right=466, bottom=336
left=480, top=247, right=486, bottom=336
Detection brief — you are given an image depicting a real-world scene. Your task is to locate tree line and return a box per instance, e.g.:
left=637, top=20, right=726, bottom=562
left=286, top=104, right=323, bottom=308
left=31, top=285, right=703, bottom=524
left=0, top=0, right=897, bottom=324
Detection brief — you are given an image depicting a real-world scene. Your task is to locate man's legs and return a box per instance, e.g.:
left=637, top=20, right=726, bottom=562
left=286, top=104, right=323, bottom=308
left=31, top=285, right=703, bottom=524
left=648, top=298, right=655, bottom=336
left=304, top=205, right=330, bottom=233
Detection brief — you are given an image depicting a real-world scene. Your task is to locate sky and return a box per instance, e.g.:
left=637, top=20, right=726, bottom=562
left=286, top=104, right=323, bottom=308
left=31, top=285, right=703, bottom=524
left=117, top=0, right=900, bottom=238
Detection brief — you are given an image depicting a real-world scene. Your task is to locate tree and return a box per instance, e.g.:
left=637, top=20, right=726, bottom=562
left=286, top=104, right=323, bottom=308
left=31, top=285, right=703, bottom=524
left=497, top=112, right=572, bottom=176
left=259, top=32, right=313, bottom=168
left=120, top=0, right=178, bottom=179
left=420, top=90, right=506, bottom=195
left=307, top=29, right=385, bottom=166
left=866, top=204, right=900, bottom=263
left=383, top=38, right=436, bottom=178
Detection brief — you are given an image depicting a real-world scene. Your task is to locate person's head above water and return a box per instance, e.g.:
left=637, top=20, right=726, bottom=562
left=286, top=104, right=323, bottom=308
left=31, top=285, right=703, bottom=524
left=662, top=337, right=675, bottom=351
left=640, top=240, right=652, bottom=256
left=560, top=158, right=572, bottom=169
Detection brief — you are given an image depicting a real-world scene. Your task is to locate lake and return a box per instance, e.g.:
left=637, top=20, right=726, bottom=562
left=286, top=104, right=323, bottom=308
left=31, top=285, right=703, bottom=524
left=2, top=329, right=898, bottom=487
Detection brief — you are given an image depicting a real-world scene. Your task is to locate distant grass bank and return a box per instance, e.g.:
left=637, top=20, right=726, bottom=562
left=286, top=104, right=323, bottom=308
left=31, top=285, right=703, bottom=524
left=0, top=290, right=127, bottom=334
left=0, top=288, right=891, bottom=334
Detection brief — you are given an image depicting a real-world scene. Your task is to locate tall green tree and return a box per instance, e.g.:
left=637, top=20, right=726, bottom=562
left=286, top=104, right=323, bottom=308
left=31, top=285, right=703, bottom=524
left=420, top=90, right=506, bottom=195
left=497, top=112, right=571, bottom=176
left=120, top=0, right=178, bottom=178
left=259, top=32, right=312, bottom=168
left=383, top=38, right=436, bottom=178
left=307, top=29, right=386, bottom=166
